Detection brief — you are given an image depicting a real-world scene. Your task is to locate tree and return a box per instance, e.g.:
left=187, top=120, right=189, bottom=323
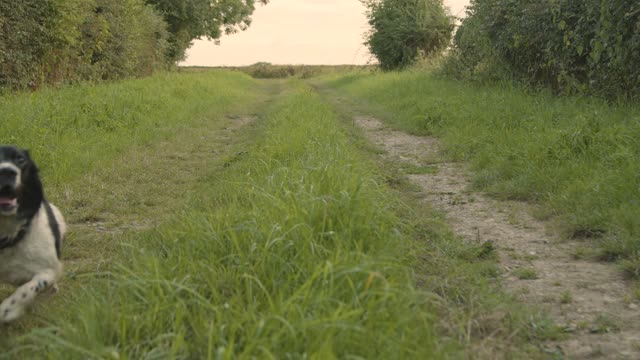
left=362, top=0, right=454, bottom=70
left=146, top=0, right=268, bottom=62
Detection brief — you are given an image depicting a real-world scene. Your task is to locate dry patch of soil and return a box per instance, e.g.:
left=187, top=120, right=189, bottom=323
left=355, top=115, right=640, bottom=359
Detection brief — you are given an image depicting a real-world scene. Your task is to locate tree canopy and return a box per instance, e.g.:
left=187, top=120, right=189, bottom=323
left=362, top=0, right=454, bottom=70
left=146, top=0, right=269, bottom=62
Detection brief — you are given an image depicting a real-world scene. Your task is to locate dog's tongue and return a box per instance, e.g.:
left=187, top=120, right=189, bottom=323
left=0, top=197, right=17, bottom=206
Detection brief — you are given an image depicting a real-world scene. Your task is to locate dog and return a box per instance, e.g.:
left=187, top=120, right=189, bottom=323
left=0, top=145, right=66, bottom=323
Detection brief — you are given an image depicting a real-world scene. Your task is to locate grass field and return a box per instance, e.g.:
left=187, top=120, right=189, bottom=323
left=318, top=70, right=640, bottom=275
left=0, top=73, right=555, bottom=358
left=0, top=72, right=261, bottom=187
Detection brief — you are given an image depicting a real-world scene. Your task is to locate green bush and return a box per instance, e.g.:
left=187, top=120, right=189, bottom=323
left=0, top=0, right=168, bottom=90
left=246, top=62, right=297, bottom=78
left=448, top=0, right=640, bottom=99
left=0, top=0, right=56, bottom=89
left=76, top=0, right=169, bottom=81
left=362, top=0, right=454, bottom=70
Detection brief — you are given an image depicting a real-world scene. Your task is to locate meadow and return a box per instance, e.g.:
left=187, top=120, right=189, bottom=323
left=0, top=72, right=260, bottom=186
left=319, top=70, right=640, bottom=275
left=0, top=72, right=553, bottom=358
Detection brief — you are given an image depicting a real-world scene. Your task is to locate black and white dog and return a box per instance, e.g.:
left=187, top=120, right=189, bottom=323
left=0, top=146, right=66, bottom=323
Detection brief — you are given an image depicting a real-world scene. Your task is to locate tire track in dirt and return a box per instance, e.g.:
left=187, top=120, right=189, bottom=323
left=355, top=115, right=640, bottom=359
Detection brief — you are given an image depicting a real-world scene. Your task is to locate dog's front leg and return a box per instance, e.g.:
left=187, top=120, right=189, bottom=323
left=0, top=271, right=57, bottom=323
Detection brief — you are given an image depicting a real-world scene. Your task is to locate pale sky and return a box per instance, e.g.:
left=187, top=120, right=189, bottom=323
left=180, top=0, right=470, bottom=66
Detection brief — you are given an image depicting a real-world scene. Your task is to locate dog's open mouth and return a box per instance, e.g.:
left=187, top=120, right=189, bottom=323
left=0, top=197, right=17, bottom=213
left=0, top=187, right=18, bottom=214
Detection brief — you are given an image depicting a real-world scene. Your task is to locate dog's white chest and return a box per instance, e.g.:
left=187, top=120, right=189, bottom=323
left=0, top=248, right=38, bottom=285
left=0, top=216, right=23, bottom=238
left=0, top=211, right=61, bottom=286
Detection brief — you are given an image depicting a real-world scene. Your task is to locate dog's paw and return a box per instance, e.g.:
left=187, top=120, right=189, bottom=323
left=40, top=284, right=59, bottom=297
left=0, top=297, right=25, bottom=323
left=49, top=284, right=59, bottom=294
left=35, top=279, right=50, bottom=293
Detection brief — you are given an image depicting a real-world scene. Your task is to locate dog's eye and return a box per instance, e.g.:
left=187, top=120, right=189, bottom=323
left=15, top=155, right=26, bottom=166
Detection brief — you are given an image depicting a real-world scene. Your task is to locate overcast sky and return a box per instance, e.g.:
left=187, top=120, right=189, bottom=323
left=181, top=0, right=470, bottom=66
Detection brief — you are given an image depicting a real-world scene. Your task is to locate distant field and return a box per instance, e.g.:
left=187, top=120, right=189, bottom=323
left=319, top=70, right=640, bottom=274
left=0, top=72, right=550, bottom=358
left=181, top=64, right=376, bottom=79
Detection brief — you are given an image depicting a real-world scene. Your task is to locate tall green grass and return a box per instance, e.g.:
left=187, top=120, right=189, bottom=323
left=320, top=71, right=640, bottom=270
left=0, top=71, right=259, bottom=187
left=5, top=82, right=434, bottom=358
left=3, top=81, right=547, bottom=358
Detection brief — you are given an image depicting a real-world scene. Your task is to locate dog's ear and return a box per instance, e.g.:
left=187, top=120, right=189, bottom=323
left=20, top=149, right=31, bottom=159
left=20, top=149, right=38, bottom=172
left=16, top=148, right=44, bottom=219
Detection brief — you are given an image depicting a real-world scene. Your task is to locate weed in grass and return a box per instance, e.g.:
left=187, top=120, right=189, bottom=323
left=476, top=240, right=498, bottom=261
left=507, top=211, right=522, bottom=227
left=633, top=284, right=640, bottom=301
left=455, top=240, right=499, bottom=264
left=513, top=268, right=539, bottom=280
left=527, top=317, right=566, bottom=342
left=509, top=252, right=523, bottom=260
left=560, top=291, right=573, bottom=304
left=590, top=314, right=621, bottom=334
left=448, top=194, right=466, bottom=205
left=573, top=246, right=599, bottom=260
left=532, top=206, right=555, bottom=221
left=542, top=346, right=565, bottom=360
left=518, top=287, right=531, bottom=295
left=577, top=321, right=590, bottom=331
left=599, top=232, right=640, bottom=265
left=621, top=256, right=640, bottom=279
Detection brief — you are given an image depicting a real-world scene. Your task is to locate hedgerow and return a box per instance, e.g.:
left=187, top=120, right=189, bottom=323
left=446, top=0, right=640, bottom=99
left=0, top=0, right=169, bottom=90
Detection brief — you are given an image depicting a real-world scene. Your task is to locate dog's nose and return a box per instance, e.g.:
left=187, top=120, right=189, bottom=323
left=0, top=167, right=17, bottom=185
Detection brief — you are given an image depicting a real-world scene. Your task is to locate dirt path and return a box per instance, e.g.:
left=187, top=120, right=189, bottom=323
left=354, top=115, right=640, bottom=359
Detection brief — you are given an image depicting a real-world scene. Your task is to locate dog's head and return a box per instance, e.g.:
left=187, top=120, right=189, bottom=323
left=0, top=146, right=43, bottom=218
